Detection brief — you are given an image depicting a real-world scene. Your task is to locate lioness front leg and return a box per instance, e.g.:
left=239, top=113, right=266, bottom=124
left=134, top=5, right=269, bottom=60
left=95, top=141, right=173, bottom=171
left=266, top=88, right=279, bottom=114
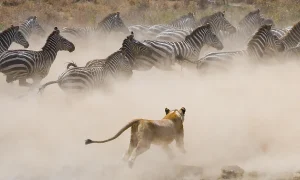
left=176, top=134, right=186, bottom=154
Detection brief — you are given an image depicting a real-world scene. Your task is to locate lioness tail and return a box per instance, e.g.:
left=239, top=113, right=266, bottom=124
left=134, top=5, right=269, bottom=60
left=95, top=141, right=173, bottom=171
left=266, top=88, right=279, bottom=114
left=85, top=119, right=140, bottom=145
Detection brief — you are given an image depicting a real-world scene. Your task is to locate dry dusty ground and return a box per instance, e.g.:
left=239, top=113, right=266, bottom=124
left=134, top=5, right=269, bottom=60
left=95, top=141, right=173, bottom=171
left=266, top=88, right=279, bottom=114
left=1, top=26, right=300, bottom=180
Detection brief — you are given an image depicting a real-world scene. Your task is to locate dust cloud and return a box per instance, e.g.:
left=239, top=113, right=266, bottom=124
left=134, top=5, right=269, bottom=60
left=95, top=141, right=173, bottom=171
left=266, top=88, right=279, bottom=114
left=1, top=28, right=300, bottom=180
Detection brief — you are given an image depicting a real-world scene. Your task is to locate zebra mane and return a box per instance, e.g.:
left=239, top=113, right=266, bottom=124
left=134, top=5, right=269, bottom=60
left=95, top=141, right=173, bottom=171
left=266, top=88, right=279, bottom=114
left=41, top=27, right=59, bottom=51
left=197, top=11, right=225, bottom=26
left=97, top=12, right=121, bottom=26
left=247, top=24, right=272, bottom=56
left=26, top=16, right=37, bottom=21
left=0, top=25, right=19, bottom=35
left=185, top=23, right=211, bottom=41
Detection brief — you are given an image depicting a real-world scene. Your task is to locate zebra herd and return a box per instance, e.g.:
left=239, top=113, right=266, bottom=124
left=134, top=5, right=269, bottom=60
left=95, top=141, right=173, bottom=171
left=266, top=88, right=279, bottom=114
left=0, top=9, right=300, bottom=95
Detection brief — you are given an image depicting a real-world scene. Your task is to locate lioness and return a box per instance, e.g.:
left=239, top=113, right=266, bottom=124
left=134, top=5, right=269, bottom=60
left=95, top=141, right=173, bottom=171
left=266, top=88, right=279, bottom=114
left=85, top=107, right=186, bottom=168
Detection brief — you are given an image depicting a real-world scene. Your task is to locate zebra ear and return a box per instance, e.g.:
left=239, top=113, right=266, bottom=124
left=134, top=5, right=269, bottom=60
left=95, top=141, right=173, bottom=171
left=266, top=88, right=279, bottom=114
left=222, top=11, right=225, bottom=16
left=204, top=23, right=211, bottom=29
left=54, top=27, right=60, bottom=34
left=116, top=12, right=120, bottom=17
left=33, top=16, right=37, bottom=20
left=165, top=108, right=170, bottom=115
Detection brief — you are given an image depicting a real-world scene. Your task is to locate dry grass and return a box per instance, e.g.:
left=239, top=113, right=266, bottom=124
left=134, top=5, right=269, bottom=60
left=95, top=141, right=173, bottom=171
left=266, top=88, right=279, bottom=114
left=0, top=0, right=300, bottom=31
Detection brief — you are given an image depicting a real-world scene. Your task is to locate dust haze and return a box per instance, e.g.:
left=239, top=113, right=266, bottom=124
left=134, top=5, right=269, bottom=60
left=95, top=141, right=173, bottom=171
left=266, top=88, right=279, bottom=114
left=1, top=21, right=300, bottom=180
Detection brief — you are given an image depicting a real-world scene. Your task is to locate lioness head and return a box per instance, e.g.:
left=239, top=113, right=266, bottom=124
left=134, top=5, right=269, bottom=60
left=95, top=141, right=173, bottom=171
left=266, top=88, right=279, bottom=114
left=164, top=107, right=186, bottom=121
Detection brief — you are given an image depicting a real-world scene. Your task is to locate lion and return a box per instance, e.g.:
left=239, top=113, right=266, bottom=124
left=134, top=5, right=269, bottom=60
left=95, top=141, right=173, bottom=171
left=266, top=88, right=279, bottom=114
left=85, top=107, right=187, bottom=168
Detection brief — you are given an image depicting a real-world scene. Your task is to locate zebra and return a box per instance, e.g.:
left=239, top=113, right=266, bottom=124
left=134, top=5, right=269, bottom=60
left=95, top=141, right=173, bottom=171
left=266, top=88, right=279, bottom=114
left=145, top=12, right=197, bottom=39
left=0, top=25, right=29, bottom=55
left=135, top=23, right=224, bottom=71
left=38, top=32, right=153, bottom=94
left=195, top=24, right=285, bottom=72
left=19, top=16, right=46, bottom=40
left=0, top=27, right=75, bottom=87
left=219, top=9, right=265, bottom=47
left=61, top=12, right=129, bottom=38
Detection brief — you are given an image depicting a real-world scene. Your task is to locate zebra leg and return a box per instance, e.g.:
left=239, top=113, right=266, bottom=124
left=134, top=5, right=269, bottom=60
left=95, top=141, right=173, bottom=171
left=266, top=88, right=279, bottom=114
left=6, top=76, right=15, bottom=84
left=18, top=78, right=32, bottom=87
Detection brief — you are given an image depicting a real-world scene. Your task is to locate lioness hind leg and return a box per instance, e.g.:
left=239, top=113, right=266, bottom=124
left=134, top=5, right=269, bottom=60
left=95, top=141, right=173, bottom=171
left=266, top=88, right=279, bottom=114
left=122, top=127, right=138, bottom=162
left=128, top=142, right=151, bottom=168
left=163, top=145, right=175, bottom=160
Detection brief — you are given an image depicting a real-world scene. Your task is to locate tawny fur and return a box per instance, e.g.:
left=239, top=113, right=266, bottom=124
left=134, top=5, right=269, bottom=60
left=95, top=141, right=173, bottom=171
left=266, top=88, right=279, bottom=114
left=85, top=107, right=186, bottom=168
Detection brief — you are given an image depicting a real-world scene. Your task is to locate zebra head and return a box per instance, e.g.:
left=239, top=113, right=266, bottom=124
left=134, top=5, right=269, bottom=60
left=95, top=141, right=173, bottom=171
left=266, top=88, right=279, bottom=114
left=20, top=16, right=46, bottom=38
left=247, top=24, right=284, bottom=59
left=184, top=23, right=223, bottom=61
left=264, top=25, right=285, bottom=53
left=121, top=32, right=153, bottom=65
left=238, top=9, right=264, bottom=35
left=10, top=25, right=29, bottom=48
left=169, top=12, right=196, bottom=29
left=199, top=11, right=236, bottom=35
left=97, top=12, right=129, bottom=34
left=43, top=27, right=75, bottom=52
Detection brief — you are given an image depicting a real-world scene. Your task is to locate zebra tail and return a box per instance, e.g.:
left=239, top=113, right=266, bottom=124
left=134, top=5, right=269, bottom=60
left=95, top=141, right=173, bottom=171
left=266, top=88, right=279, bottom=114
left=66, top=62, right=78, bottom=69
left=38, top=81, right=58, bottom=95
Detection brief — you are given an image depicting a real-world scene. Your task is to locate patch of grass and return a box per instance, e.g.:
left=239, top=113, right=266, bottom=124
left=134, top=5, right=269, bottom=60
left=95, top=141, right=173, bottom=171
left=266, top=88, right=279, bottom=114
left=0, top=0, right=299, bottom=30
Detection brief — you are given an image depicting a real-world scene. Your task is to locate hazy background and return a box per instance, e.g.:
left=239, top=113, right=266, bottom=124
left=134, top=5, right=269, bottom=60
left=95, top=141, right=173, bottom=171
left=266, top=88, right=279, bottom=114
left=0, top=25, right=300, bottom=180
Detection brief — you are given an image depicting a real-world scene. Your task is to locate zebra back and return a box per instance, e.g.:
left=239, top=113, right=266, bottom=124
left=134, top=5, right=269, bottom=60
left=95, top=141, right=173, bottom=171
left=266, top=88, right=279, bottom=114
left=19, top=16, right=45, bottom=39
left=0, top=25, right=29, bottom=54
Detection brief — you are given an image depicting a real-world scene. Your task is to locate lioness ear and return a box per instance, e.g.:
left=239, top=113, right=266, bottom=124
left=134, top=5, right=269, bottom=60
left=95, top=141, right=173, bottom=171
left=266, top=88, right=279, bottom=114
left=181, top=107, right=186, bottom=115
left=165, top=108, right=170, bottom=115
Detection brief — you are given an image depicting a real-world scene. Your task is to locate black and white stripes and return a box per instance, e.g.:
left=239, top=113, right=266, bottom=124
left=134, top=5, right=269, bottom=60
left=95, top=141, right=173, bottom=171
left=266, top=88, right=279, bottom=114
left=38, top=32, right=153, bottom=94
left=61, top=12, right=129, bottom=38
left=136, top=23, right=224, bottom=71
left=0, top=27, right=75, bottom=87
left=0, top=25, right=29, bottom=55
left=196, top=24, right=285, bottom=72
left=19, top=16, right=46, bottom=40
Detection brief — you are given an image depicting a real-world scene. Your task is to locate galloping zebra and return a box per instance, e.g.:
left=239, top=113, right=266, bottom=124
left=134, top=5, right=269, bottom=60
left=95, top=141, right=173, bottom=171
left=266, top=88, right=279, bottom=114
left=61, top=12, right=129, bottom=38
left=195, top=24, right=285, bottom=72
left=145, top=12, right=196, bottom=39
left=38, top=32, right=153, bottom=94
left=135, top=23, right=224, bottom=71
left=19, top=16, right=45, bottom=40
left=156, top=11, right=236, bottom=42
left=0, top=25, right=29, bottom=55
left=0, top=27, right=75, bottom=87
left=222, top=9, right=273, bottom=47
